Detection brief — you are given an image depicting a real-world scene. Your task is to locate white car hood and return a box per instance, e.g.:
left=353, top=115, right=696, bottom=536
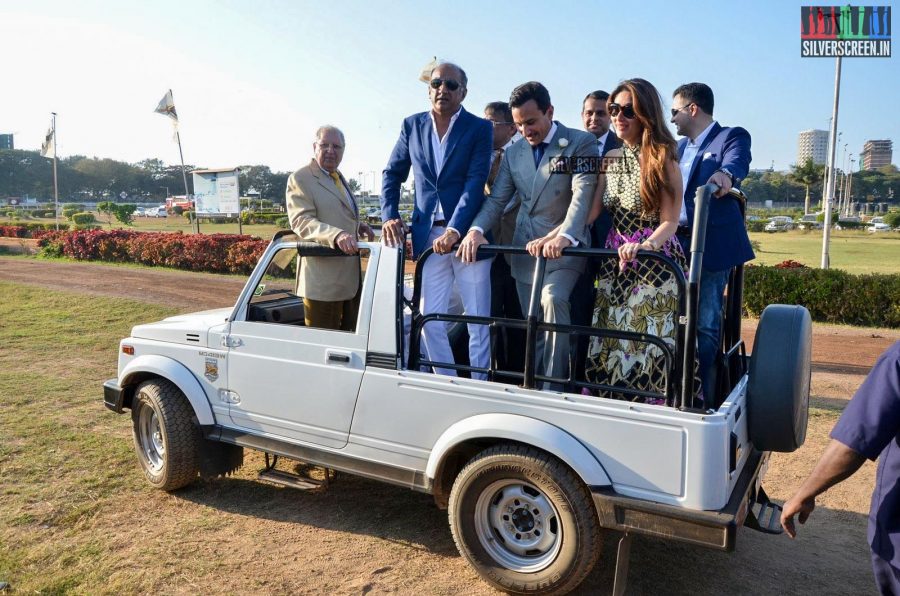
left=130, top=307, right=232, bottom=346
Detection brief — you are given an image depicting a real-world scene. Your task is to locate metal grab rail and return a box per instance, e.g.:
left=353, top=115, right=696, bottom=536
left=408, top=244, right=689, bottom=404
left=683, top=183, right=747, bottom=411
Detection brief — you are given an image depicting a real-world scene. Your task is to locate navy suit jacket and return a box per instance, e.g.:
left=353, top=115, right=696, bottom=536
left=381, top=106, right=493, bottom=259
left=679, top=123, right=754, bottom=272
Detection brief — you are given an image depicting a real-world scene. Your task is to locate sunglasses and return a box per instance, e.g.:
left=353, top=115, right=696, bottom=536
left=670, top=103, right=694, bottom=118
left=430, top=78, right=461, bottom=91
left=608, top=103, right=636, bottom=119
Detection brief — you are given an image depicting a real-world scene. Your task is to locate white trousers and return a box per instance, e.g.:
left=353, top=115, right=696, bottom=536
left=420, top=227, right=493, bottom=380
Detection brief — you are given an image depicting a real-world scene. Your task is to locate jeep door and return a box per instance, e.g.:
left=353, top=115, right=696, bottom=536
left=223, top=244, right=372, bottom=449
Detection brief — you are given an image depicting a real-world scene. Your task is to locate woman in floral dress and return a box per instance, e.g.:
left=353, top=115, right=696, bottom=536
left=581, top=78, right=698, bottom=404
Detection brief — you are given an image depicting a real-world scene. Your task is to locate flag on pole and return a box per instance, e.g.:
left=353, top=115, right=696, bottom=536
left=154, top=89, right=179, bottom=123
left=418, top=57, right=440, bottom=83
left=40, top=125, right=55, bottom=158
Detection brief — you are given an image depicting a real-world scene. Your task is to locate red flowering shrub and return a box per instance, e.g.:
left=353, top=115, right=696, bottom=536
left=36, top=229, right=268, bottom=275
left=774, top=259, right=808, bottom=269
left=0, top=225, right=29, bottom=238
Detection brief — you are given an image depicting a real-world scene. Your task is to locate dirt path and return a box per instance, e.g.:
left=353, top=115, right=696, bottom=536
left=2, top=255, right=898, bottom=594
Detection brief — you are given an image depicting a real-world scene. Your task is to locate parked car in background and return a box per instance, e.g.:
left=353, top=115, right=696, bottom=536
left=764, top=216, right=794, bottom=232
left=796, top=213, right=823, bottom=230
left=867, top=222, right=891, bottom=233
left=145, top=206, right=167, bottom=218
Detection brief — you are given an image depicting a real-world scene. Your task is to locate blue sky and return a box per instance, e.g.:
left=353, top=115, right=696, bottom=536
left=2, top=0, right=896, bottom=193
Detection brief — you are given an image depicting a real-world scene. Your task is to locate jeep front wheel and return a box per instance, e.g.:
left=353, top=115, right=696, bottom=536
left=131, top=379, right=202, bottom=491
left=448, top=444, right=601, bottom=594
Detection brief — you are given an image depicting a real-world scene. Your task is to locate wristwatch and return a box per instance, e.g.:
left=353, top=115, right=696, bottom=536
left=716, top=169, right=734, bottom=184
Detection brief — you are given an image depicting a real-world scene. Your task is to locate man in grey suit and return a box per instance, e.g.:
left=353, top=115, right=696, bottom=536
left=458, top=82, right=597, bottom=388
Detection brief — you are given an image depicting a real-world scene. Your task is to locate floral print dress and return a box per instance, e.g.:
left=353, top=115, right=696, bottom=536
left=585, top=144, right=699, bottom=404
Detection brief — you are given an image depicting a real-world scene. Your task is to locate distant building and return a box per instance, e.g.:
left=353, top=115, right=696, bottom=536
left=0, top=134, right=13, bottom=150
left=797, top=129, right=828, bottom=165
left=860, top=139, right=893, bottom=170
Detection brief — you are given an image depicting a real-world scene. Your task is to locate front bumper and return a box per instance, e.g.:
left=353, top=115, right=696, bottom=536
left=591, top=448, right=767, bottom=551
left=103, top=379, right=125, bottom=413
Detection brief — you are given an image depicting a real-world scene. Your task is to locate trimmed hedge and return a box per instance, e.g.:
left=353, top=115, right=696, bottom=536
left=37, top=229, right=268, bottom=275
left=71, top=212, right=96, bottom=225
left=744, top=265, right=900, bottom=328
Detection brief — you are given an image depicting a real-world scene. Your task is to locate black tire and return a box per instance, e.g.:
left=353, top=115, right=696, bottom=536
left=448, top=444, right=601, bottom=595
left=131, top=379, right=202, bottom=491
left=747, top=304, right=812, bottom=452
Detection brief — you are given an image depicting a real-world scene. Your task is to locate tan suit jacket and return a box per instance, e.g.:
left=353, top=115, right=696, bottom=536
left=286, top=159, right=360, bottom=301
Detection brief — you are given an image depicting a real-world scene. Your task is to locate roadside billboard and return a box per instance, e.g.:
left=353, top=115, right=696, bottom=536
left=192, top=168, right=240, bottom=216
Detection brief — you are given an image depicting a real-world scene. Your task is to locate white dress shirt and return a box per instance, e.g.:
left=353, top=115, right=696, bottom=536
left=429, top=107, right=463, bottom=222
left=678, top=120, right=717, bottom=225
left=596, top=130, right=611, bottom=157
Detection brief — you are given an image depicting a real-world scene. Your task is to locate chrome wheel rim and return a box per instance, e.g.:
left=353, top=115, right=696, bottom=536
left=138, top=403, right=165, bottom=473
left=473, top=479, right=562, bottom=572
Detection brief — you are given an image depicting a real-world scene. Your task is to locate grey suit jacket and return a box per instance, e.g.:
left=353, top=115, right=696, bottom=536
left=472, top=122, right=597, bottom=282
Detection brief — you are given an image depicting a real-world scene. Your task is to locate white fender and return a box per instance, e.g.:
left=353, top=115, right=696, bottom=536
left=426, top=413, right=611, bottom=486
left=120, top=354, right=215, bottom=425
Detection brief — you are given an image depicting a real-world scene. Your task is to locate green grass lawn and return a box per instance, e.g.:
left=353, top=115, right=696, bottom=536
left=748, top=229, right=900, bottom=275
left=0, top=281, right=180, bottom=592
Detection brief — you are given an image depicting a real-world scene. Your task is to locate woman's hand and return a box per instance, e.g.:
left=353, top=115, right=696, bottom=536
left=617, top=241, right=641, bottom=270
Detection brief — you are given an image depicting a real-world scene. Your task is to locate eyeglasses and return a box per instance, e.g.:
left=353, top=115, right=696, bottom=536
left=670, top=103, right=693, bottom=118
left=608, top=103, right=636, bottom=119
left=316, top=143, right=343, bottom=152
left=430, top=78, right=461, bottom=91
left=489, top=121, right=513, bottom=127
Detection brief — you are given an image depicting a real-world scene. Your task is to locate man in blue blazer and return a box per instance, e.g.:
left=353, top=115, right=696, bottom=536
left=670, top=82, right=754, bottom=401
left=381, top=62, right=493, bottom=379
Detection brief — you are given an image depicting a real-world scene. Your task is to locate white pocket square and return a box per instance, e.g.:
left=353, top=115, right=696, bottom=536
left=703, top=152, right=714, bottom=159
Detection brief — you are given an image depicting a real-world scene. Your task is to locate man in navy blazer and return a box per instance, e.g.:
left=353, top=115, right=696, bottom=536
left=670, top=82, right=754, bottom=401
left=381, top=62, right=493, bottom=379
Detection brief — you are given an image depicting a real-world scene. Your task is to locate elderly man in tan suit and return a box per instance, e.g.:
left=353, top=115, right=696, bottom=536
left=286, top=125, right=373, bottom=331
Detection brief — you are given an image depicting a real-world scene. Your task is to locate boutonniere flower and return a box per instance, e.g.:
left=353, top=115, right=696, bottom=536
left=558, top=138, right=569, bottom=148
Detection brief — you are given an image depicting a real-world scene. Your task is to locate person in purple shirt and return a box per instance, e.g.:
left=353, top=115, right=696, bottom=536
left=781, top=341, right=900, bottom=594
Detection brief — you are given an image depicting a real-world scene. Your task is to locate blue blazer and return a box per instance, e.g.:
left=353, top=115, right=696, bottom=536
left=679, top=123, right=755, bottom=272
left=381, top=106, right=493, bottom=259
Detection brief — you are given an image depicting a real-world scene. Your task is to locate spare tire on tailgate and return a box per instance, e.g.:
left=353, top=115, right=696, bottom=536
left=747, top=304, right=812, bottom=453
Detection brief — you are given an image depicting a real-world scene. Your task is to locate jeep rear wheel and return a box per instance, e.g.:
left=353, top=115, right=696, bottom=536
left=131, top=379, right=202, bottom=491
left=448, top=444, right=601, bottom=594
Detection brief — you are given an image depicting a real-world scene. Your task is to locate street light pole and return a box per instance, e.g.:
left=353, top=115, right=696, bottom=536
left=821, top=56, right=842, bottom=270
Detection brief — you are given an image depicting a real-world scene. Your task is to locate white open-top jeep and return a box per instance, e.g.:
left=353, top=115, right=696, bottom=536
left=104, top=186, right=811, bottom=594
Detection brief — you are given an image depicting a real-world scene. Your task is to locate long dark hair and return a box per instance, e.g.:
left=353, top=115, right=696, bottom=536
left=609, top=78, right=678, bottom=215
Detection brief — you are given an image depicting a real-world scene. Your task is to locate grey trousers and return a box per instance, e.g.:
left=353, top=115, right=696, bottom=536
left=516, top=268, right=581, bottom=391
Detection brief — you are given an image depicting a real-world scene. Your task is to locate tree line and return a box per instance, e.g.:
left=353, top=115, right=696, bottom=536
left=743, top=160, right=899, bottom=211
left=0, top=150, right=302, bottom=204
left=1, top=148, right=896, bottom=209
